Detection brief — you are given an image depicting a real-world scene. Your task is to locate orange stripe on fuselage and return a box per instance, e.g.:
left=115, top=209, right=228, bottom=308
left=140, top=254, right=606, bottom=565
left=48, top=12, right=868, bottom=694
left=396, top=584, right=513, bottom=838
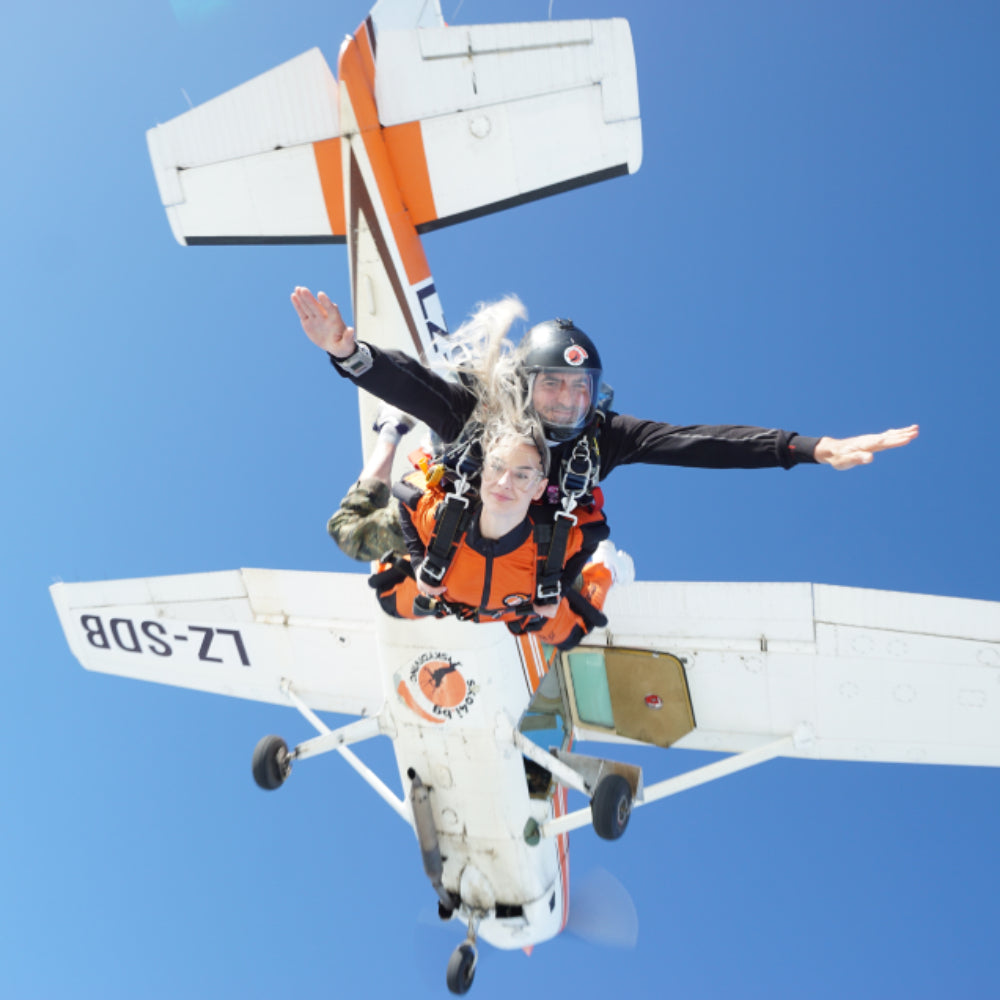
left=517, top=634, right=546, bottom=694
left=351, top=18, right=438, bottom=229
left=313, top=137, right=345, bottom=236
left=383, top=121, right=437, bottom=227
left=339, top=23, right=432, bottom=285
left=553, top=785, right=570, bottom=933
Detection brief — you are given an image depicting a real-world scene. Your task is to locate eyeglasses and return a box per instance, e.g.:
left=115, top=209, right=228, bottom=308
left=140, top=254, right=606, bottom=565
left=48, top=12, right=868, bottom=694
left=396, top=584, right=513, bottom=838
left=482, top=456, right=544, bottom=490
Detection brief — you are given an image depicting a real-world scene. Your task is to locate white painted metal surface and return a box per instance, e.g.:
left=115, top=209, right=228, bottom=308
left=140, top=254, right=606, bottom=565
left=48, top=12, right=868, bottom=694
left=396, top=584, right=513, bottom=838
left=375, top=18, right=640, bottom=221
left=369, top=0, right=444, bottom=32
left=372, top=613, right=565, bottom=948
left=145, top=9, right=640, bottom=246
left=50, top=569, right=382, bottom=715
left=146, top=49, right=340, bottom=244
left=583, top=581, right=1000, bottom=767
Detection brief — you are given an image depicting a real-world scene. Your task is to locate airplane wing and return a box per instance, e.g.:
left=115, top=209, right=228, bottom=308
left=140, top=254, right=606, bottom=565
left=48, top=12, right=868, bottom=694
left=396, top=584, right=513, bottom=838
left=557, top=582, right=1000, bottom=768
left=50, top=569, right=383, bottom=716
left=145, top=2, right=640, bottom=249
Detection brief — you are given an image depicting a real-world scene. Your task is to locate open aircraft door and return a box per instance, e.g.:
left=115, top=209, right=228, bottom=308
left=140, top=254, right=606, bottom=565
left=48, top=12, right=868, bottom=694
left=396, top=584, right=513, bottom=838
left=558, top=648, right=696, bottom=749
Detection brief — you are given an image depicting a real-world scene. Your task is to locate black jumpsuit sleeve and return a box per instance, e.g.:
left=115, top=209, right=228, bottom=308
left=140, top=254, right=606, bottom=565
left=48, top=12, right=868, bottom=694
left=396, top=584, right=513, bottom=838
left=330, top=344, right=476, bottom=443
left=596, top=412, right=821, bottom=477
left=559, top=517, right=611, bottom=590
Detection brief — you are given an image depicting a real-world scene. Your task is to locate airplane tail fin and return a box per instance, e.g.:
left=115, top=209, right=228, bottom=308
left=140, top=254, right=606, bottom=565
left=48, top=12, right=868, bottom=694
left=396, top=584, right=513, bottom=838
left=146, top=6, right=641, bottom=247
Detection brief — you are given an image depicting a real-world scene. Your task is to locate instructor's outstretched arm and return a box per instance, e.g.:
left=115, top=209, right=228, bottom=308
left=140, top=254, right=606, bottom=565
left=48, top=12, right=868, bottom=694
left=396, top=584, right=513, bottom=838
left=814, top=424, right=919, bottom=471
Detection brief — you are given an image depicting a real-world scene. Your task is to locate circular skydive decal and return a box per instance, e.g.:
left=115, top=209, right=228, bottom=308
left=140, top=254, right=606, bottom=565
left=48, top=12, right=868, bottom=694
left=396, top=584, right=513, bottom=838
left=418, top=657, right=467, bottom=709
left=395, top=651, right=479, bottom=723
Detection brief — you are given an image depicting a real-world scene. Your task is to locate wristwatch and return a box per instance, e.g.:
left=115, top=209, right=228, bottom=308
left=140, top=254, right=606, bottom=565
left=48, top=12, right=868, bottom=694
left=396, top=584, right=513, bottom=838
left=334, top=341, right=374, bottom=376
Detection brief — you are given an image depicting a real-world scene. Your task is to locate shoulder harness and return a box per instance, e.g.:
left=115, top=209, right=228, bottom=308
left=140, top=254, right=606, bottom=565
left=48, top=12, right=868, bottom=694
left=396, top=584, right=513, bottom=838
left=411, top=416, right=604, bottom=606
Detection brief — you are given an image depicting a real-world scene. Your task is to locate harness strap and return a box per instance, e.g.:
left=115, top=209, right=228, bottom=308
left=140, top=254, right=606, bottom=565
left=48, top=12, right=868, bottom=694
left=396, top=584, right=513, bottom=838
left=412, top=593, right=507, bottom=623
left=438, top=424, right=483, bottom=497
left=418, top=492, right=472, bottom=586
left=404, top=415, right=604, bottom=613
left=533, top=421, right=600, bottom=603
left=533, top=510, right=578, bottom=604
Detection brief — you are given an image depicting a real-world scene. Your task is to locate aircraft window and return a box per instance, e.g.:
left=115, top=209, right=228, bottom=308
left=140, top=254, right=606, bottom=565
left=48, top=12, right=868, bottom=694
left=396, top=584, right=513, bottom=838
left=533, top=664, right=563, bottom=703
left=566, top=651, right=615, bottom=729
left=519, top=661, right=570, bottom=749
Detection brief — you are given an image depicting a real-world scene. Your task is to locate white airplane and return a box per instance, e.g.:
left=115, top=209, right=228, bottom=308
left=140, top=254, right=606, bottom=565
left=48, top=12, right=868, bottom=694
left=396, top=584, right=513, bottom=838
left=50, top=0, right=1000, bottom=994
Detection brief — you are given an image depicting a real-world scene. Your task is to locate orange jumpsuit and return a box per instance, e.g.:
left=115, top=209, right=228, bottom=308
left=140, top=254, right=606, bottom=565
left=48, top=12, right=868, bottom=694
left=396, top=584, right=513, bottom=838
left=373, top=479, right=612, bottom=650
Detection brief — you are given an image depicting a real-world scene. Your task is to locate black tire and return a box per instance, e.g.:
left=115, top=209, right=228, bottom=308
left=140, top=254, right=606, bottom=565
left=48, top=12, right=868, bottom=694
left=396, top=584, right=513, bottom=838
left=590, top=773, right=632, bottom=840
left=446, top=943, right=476, bottom=995
left=252, top=735, right=291, bottom=790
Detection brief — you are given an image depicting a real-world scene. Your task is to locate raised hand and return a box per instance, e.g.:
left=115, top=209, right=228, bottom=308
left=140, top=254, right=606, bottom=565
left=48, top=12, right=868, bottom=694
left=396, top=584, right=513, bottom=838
left=291, top=286, right=356, bottom=358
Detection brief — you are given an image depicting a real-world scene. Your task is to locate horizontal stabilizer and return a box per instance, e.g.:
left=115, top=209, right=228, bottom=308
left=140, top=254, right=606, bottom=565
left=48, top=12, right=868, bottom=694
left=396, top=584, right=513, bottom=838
left=147, top=14, right=640, bottom=245
left=373, top=17, right=641, bottom=230
left=147, top=49, right=342, bottom=245
left=51, top=569, right=384, bottom=716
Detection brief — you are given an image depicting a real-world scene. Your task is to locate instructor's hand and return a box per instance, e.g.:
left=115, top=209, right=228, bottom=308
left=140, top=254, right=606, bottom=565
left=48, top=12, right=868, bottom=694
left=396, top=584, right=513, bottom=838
left=291, top=286, right=356, bottom=358
left=814, top=424, right=919, bottom=471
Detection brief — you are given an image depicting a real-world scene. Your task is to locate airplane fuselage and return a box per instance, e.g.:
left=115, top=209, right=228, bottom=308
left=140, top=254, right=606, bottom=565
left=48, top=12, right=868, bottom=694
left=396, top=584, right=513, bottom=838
left=375, top=612, right=569, bottom=948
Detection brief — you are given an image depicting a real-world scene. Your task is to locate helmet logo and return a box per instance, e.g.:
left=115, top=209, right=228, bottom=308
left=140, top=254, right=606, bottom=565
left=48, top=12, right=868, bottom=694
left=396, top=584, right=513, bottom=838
left=563, top=345, right=588, bottom=367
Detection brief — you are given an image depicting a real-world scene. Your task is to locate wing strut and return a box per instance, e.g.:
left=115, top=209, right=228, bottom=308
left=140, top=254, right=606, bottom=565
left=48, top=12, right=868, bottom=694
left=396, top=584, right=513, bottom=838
left=280, top=679, right=412, bottom=824
left=535, top=732, right=802, bottom=840
left=511, top=727, right=593, bottom=797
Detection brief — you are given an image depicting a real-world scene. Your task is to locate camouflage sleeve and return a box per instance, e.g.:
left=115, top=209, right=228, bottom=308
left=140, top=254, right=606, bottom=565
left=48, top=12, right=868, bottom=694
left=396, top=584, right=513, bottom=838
left=327, top=478, right=408, bottom=562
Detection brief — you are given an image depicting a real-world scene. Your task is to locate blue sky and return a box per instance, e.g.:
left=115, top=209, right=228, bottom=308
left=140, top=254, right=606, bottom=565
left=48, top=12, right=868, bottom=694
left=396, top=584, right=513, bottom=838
left=3, top=1, right=999, bottom=997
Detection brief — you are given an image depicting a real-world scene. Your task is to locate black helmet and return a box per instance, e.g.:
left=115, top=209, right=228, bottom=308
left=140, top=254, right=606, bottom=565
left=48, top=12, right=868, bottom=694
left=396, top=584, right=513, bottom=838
left=521, top=319, right=603, bottom=441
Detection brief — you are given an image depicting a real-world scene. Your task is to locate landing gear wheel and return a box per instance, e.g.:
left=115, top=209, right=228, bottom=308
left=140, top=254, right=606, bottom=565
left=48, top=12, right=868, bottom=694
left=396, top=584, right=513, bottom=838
left=446, top=942, right=477, bottom=995
left=252, top=735, right=291, bottom=790
left=591, top=773, right=632, bottom=840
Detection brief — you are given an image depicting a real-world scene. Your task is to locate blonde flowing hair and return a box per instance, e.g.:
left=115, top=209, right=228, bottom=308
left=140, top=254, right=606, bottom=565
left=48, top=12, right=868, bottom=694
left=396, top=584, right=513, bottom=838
left=443, top=296, right=550, bottom=478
